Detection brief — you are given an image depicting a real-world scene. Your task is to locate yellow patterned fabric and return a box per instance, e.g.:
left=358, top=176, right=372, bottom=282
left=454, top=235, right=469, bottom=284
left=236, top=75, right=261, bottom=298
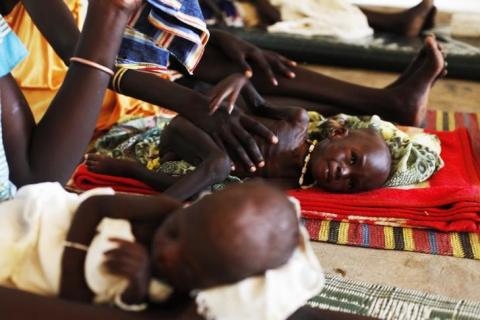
left=5, top=1, right=172, bottom=133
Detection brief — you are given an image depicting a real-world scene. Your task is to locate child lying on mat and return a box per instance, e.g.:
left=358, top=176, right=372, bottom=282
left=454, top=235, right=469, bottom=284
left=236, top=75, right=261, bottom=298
left=0, top=181, right=324, bottom=320
left=86, top=78, right=443, bottom=201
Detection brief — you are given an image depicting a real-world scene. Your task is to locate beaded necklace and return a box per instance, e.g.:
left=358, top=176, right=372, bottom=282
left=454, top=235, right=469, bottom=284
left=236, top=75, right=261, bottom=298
left=298, top=140, right=317, bottom=188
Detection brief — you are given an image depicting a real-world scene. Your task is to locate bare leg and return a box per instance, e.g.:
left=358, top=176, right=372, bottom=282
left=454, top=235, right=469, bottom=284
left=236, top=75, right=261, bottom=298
left=252, top=37, right=445, bottom=126
left=196, top=36, right=445, bottom=126
left=360, top=0, right=436, bottom=37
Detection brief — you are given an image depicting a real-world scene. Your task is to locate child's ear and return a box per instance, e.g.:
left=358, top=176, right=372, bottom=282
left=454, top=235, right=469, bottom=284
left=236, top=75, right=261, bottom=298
left=328, top=127, right=348, bottom=139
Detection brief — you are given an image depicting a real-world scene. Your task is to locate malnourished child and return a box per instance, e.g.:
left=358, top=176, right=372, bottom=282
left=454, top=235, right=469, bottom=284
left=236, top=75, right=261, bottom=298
left=0, top=181, right=324, bottom=320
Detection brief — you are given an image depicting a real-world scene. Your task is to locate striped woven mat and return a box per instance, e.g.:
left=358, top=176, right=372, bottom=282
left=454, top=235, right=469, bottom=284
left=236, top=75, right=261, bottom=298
left=304, top=110, right=480, bottom=260
left=309, top=273, right=480, bottom=320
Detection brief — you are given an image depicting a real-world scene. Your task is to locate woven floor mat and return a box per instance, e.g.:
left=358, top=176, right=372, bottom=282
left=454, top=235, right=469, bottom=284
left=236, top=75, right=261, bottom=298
left=308, top=273, right=480, bottom=320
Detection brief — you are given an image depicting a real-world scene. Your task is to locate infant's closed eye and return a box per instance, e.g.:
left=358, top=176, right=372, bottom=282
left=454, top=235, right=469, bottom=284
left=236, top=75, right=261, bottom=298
left=350, top=152, right=357, bottom=165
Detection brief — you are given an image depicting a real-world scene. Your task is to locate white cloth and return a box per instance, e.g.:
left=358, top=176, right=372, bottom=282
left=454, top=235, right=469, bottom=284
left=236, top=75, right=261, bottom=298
left=0, top=182, right=114, bottom=296
left=85, top=219, right=175, bottom=304
left=85, top=218, right=135, bottom=304
left=194, top=197, right=325, bottom=320
left=267, top=0, right=373, bottom=39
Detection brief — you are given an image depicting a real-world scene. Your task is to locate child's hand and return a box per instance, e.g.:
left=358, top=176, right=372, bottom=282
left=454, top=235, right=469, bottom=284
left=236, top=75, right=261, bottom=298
left=209, top=30, right=296, bottom=86
left=209, top=74, right=248, bottom=115
left=104, top=239, right=151, bottom=304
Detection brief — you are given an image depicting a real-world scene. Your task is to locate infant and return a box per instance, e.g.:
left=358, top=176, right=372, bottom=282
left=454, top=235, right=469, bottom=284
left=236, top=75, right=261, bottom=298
left=0, top=181, right=323, bottom=319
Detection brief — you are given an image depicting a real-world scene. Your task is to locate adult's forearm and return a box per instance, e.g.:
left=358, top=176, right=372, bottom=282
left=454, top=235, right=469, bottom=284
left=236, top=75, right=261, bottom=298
left=21, top=0, right=217, bottom=125
left=120, top=70, right=214, bottom=123
left=26, top=1, right=131, bottom=185
left=0, top=287, right=196, bottom=320
left=21, top=0, right=80, bottom=64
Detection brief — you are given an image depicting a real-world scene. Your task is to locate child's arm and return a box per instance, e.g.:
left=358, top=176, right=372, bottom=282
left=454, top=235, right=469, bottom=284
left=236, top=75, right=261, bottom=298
left=160, top=116, right=233, bottom=200
left=59, top=193, right=181, bottom=302
left=21, top=0, right=80, bottom=65
left=102, top=115, right=234, bottom=201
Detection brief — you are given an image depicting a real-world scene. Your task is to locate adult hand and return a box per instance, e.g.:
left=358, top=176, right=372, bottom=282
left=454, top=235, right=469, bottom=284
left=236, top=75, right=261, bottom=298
left=208, top=73, right=248, bottom=114
left=209, top=30, right=297, bottom=86
left=191, top=107, right=278, bottom=172
left=104, top=239, right=150, bottom=304
left=240, top=81, right=284, bottom=120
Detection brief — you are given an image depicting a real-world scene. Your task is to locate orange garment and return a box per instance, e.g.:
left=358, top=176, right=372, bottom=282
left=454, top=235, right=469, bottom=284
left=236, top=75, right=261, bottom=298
left=6, top=1, right=173, bottom=133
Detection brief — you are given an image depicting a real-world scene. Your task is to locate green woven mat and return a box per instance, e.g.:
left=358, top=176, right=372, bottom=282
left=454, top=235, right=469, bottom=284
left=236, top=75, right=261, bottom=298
left=309, top=274, right=480, bottom=320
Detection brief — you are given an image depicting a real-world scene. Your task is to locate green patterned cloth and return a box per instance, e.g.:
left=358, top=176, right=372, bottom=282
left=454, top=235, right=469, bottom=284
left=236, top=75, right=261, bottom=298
left=94, top=115, right=241, bottom=192
left=309, top=274, right=480, bottom=320
left=307, top=112, right=444, bottom=187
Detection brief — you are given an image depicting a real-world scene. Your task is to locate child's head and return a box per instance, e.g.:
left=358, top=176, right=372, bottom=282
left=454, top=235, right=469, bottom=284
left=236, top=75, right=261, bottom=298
left=309, top=127, right=391, bottom=193
left=151, top=181, right=299, bottom=293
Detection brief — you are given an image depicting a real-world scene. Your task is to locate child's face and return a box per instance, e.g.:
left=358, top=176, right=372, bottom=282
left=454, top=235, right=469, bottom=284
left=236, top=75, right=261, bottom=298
left=310, top=128, right=391, bottom=193
left=150, top=182, right=298, bottom=293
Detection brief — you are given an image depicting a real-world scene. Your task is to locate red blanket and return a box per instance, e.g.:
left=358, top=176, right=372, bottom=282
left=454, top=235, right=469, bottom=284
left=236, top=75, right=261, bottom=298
left=72, top=164, right=157, bottom=195
left=289, top=128, right=480, bottom=232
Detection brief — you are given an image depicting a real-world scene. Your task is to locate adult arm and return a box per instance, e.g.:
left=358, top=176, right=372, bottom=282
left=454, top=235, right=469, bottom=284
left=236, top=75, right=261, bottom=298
left=288, top=306, right=378, bottom=320
left=1, top=0, right=136, bottom=186
left=0, top=287, right=203, bottom=320
left=21, top=0, right=80, bottom=64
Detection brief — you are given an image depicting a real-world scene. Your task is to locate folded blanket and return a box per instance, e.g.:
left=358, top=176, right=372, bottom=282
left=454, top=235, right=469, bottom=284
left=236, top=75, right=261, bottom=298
left=118, top=0, right=209, bottom=75
left=267, top=0, right=373, bottom=39
left=72, top=164, right=157, bottom=195
left=289, top=128, right=480, bottom=233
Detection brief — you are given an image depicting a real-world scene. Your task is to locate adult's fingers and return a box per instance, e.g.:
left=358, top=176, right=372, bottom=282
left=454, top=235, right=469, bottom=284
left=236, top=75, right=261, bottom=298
left=274, top=52, right=297, bottom=67
left=221, top=128, right=255, bottom=172
left=248, top=50, right=277, bottom=86
left=233, top=53, right=253, bottom=78
left=209, top=87, right=233, bottom=115
left=240, top=115, right=278, bottom=144
left=226, top=84, right=244, bottom=114
left=269, top=54, right=296, bottom=79
left=213, top=133, right=235, bottom=171
left=232, top=123, right=264, bottom=168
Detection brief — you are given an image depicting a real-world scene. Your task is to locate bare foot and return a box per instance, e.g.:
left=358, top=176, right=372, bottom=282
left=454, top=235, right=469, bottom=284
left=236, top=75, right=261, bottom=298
left=394, top=0, right=435, bottom=37
left=421, top=6, right=437, bottom=31
left=386, top=46, right=427, bottom=89
left=85, top=154, right=144, bottom=178
left=386, top=36, right=445, bottom=126
left=387, top=36, right=447, bottom=88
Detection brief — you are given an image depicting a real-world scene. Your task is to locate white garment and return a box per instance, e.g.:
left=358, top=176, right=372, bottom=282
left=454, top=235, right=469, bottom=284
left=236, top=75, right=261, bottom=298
left=0, top=182, right=114, bottom=296
left=85, top=218, right=134, bottom=304
left=267, top=0, right=373, bottom=39
left=194, top=197, right=325, bottom=320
